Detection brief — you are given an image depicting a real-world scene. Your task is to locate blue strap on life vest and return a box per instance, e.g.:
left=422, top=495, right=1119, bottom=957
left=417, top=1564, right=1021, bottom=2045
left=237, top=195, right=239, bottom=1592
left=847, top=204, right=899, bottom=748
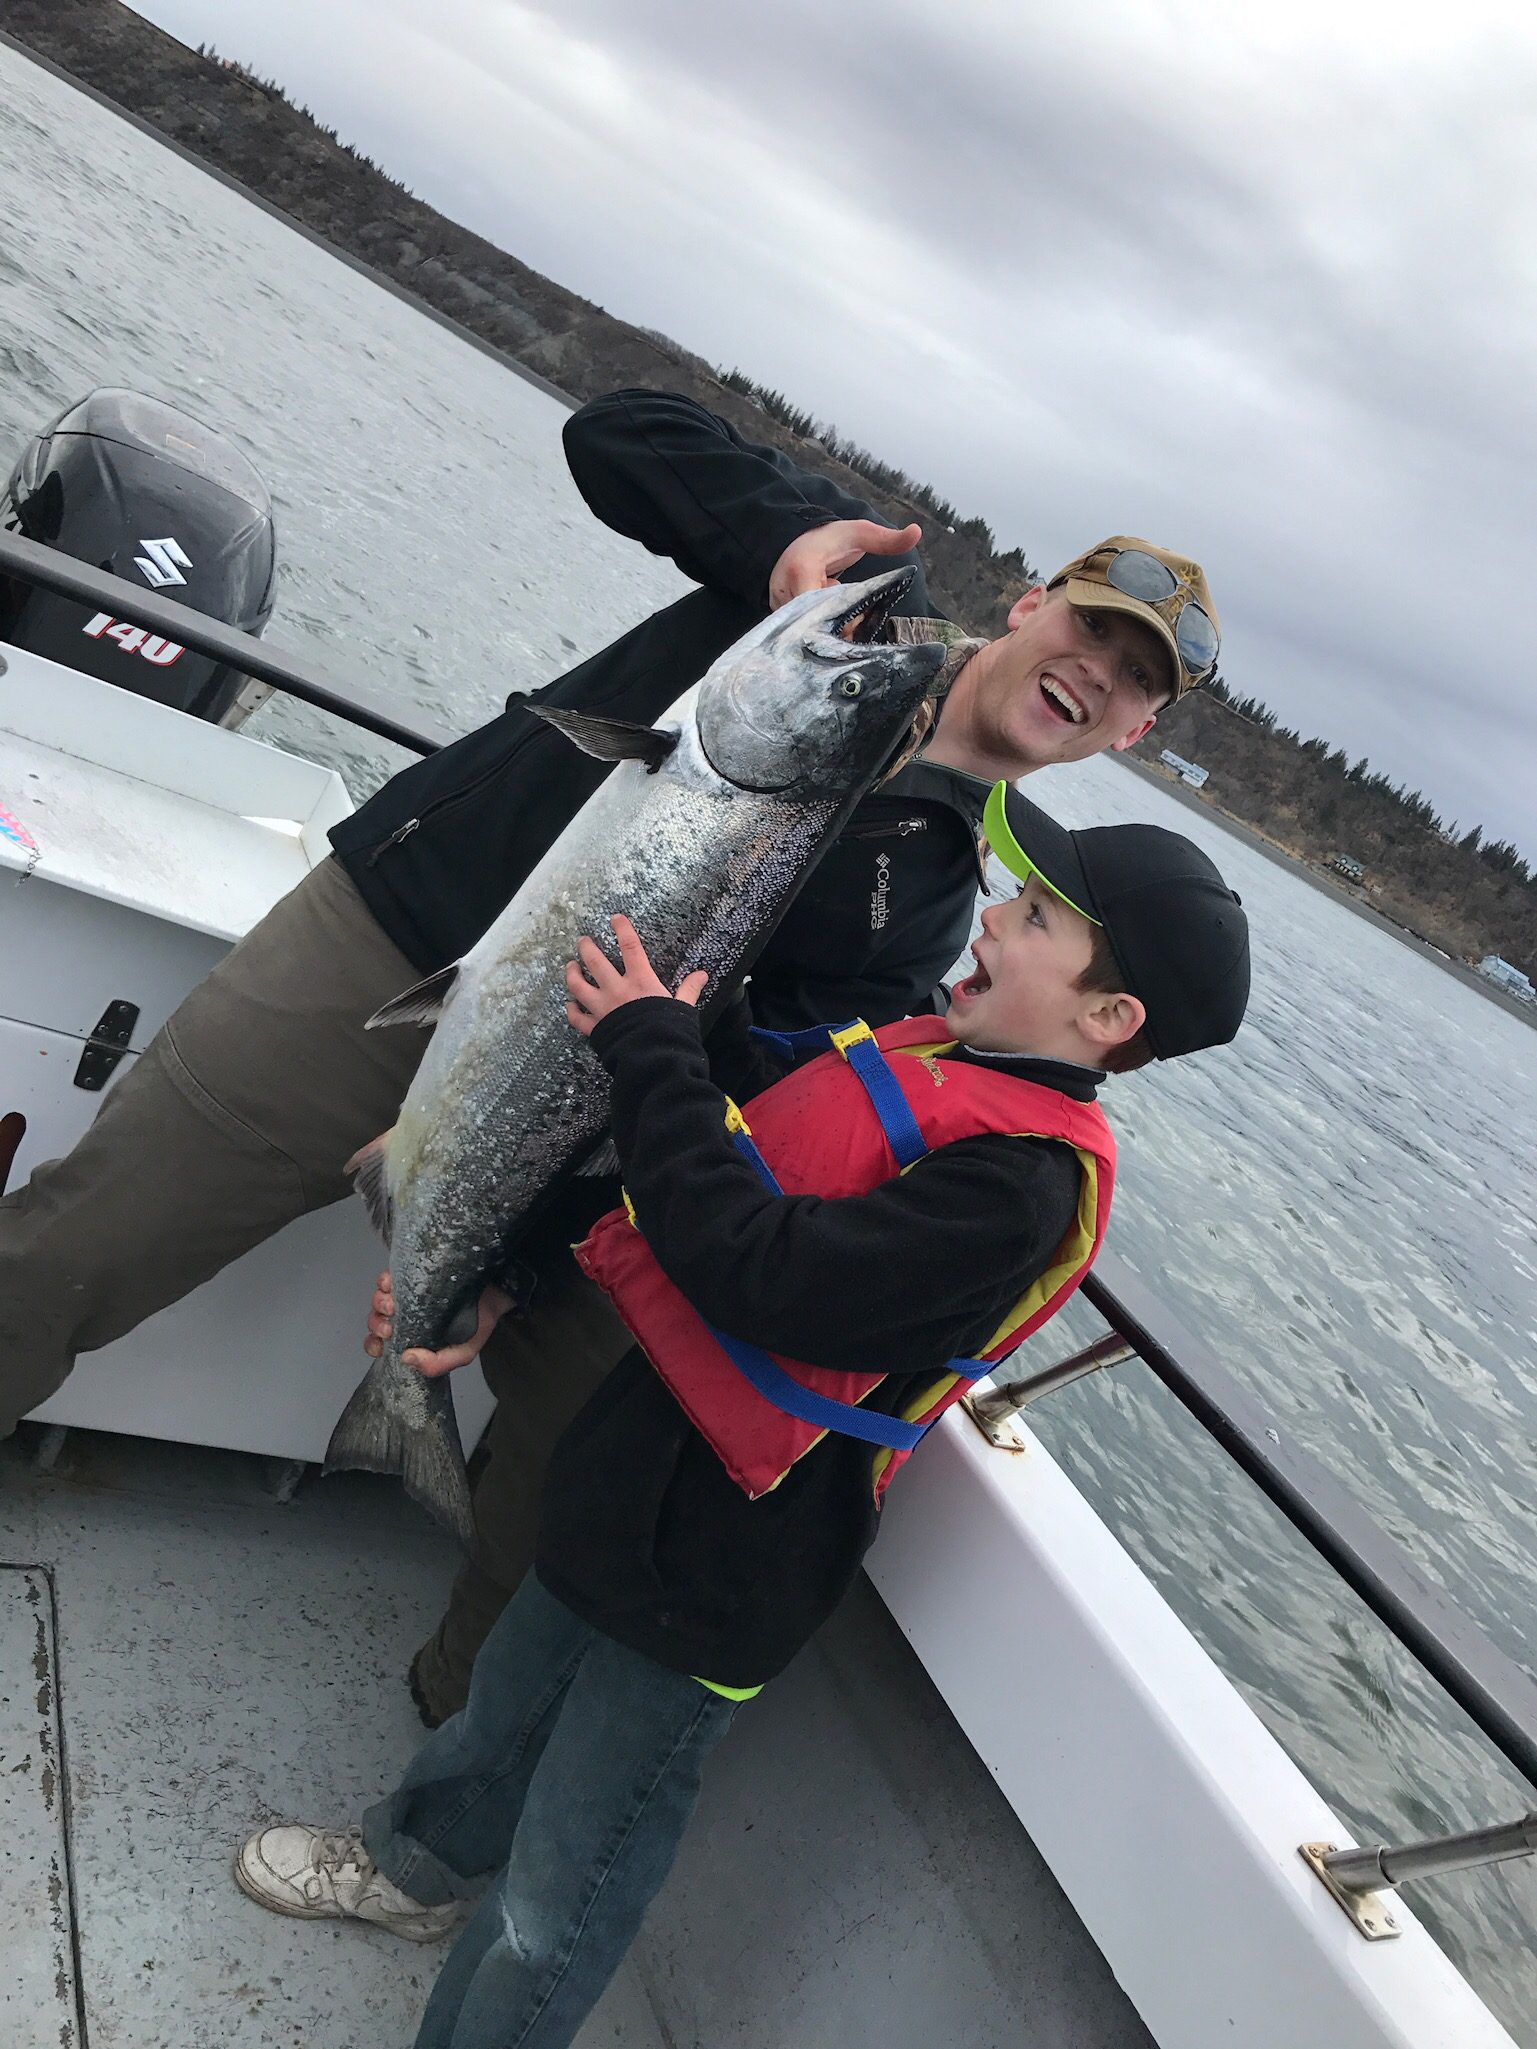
left=712, top=1319, right=993, bottom=1453
left=834, top=1024, right=929, bottom=1168
left=749, top=1019, right=928, bottom=1166
left=710, top=1020, right=986, bottom=1452
left=747, top=1020, right=848, bottom=1062
left=716, top=1335, right=932, bottom=1449
left=729, top=1124, right=780, bottom=1192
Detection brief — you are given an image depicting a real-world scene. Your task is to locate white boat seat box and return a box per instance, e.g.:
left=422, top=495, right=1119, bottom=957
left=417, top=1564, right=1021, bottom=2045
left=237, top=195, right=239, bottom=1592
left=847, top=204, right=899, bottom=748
left=0, top=646, right=493, bottom=1462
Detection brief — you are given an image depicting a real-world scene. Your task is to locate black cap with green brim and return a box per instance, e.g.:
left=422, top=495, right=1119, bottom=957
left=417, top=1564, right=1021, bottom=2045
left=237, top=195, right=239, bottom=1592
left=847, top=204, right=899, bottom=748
left=982, top=781, right=1251, bottom=1059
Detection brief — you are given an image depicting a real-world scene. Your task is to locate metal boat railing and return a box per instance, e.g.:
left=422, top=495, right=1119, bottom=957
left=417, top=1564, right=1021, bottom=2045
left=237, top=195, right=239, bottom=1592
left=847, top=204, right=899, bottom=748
left=967, top=1247, right=1537, bottom=1937
left=2, top=533, right=1531, bottom=1940
left=0, top=529, right=445, bottom=757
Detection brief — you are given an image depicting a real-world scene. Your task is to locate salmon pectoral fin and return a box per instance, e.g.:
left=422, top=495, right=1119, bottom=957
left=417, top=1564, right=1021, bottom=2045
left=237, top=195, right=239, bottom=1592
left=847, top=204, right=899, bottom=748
left=346, top=1131, right=396, bottom=1243
left=323, top=1361, right=475, bottom=1547
left=439, top=1298, right=481, bottom=1347
left=366, top=962, right=461, bottom=1031
left=525, top=702, right=678, bottom=771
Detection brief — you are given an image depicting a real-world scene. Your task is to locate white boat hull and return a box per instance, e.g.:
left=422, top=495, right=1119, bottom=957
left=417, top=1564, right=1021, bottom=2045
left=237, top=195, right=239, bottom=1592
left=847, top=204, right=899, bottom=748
left=0, top=646, right=494, bottom=1462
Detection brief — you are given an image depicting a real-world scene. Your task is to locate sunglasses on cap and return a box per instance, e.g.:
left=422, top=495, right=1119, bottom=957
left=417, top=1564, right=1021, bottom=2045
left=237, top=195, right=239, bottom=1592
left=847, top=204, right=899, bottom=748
left=1100, top=548, right=1220, bottom=681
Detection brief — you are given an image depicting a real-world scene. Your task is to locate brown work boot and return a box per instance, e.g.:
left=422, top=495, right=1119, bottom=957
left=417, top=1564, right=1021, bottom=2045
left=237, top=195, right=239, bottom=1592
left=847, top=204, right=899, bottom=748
left=406, top=1631, right=465, bottom=1730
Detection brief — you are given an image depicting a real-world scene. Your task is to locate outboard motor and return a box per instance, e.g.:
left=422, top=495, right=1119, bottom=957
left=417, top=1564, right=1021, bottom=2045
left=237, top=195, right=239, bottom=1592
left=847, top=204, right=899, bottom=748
left=0, top=388, right=276, bottom=724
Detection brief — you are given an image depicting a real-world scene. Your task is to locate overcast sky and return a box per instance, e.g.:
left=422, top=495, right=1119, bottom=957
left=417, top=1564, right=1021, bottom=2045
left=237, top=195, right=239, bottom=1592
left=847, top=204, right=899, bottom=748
left=133, top=0, right=1536, bottom=856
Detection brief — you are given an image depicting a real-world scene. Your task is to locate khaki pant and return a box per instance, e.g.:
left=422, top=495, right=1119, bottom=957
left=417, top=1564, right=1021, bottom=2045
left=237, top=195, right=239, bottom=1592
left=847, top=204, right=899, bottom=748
left=0, top=856, right=626, bottom=1714
left=0, top=856, right=426, bottom=1424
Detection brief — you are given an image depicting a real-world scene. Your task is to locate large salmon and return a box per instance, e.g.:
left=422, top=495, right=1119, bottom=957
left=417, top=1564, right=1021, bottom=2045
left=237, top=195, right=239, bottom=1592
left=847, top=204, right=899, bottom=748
left=324, top=569, right=945, bottom=1539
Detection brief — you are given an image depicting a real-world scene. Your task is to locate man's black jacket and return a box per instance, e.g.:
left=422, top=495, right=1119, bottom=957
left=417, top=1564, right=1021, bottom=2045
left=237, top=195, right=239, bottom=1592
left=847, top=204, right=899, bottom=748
left=330, top=387, right=990, bottom=1032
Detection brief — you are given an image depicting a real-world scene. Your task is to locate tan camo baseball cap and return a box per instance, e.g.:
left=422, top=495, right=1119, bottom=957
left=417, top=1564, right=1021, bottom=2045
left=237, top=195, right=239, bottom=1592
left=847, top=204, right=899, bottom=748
left=1047, top=537, right=1220, bottom=698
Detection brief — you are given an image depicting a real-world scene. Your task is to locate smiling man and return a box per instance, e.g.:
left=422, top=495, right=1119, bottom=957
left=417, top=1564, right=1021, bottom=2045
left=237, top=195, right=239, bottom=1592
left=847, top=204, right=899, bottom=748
left=919, top=537, right=1216, bottom=779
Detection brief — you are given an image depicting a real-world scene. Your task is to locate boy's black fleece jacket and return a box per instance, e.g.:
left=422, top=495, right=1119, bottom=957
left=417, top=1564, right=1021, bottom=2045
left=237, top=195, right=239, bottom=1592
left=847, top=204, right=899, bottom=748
left=328, top=388, right=989, bottom=1033
left=535, top=998, right=1097, bottom=1689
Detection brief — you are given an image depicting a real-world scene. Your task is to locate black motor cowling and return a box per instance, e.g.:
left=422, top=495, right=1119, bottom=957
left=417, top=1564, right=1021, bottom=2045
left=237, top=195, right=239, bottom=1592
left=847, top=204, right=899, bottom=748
left=0, top=388, right=276, bottom=723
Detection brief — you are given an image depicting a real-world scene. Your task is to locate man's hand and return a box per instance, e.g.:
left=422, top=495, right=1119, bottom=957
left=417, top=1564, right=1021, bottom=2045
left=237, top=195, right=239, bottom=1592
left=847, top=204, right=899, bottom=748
left=768, top=518, right=922, bottom=614
left=365, top=1269, right=512, bottom=1379
left=565, top=914, right=708, bottom=1037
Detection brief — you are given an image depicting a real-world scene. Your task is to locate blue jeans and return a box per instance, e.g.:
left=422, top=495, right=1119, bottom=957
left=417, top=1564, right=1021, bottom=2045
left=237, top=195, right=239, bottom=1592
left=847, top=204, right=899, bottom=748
left=362, top=1575, right=737, bottom=2049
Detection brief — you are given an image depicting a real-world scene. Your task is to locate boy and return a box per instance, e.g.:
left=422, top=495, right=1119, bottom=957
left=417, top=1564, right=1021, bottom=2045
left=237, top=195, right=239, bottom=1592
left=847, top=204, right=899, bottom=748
left=235, top=787, right=1250, bottom=2049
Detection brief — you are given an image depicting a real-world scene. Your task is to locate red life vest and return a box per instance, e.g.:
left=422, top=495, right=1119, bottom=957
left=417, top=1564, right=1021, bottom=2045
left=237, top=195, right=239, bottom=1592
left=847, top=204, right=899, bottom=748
left=575, top=1017, right=1115, bottom=1501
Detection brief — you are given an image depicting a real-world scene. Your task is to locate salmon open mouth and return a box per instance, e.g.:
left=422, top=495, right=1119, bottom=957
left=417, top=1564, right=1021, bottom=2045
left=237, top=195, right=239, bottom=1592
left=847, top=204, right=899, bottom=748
left=832, top=568, right=914, bottom=643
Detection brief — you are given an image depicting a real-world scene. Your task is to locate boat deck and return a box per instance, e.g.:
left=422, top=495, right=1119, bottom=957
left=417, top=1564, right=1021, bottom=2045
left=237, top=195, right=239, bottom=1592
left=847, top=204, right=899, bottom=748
left=1, top=1423, right=1151, bottom=2049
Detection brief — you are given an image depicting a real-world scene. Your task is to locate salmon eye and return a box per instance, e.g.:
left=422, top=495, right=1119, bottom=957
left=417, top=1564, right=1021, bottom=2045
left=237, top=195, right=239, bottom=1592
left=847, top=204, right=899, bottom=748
left=839, top=675, right=864, bottom=698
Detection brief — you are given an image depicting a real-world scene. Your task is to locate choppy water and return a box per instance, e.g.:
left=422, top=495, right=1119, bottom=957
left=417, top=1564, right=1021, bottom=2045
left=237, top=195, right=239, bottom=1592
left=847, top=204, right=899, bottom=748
left=2, top=41, right=1535, bottom=2039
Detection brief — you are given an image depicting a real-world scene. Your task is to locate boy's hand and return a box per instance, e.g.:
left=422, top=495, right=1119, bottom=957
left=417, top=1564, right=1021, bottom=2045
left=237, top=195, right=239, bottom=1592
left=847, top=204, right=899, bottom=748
left=768, top=518, right=921, bottom=614
left=564, top=914, right=708, bottom=1037
left=365, top=1269, right=512, bottom=1379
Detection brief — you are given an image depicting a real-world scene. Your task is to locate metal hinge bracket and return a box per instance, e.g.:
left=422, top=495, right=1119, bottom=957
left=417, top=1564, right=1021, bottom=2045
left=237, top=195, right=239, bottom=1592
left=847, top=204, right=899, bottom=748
left=1299, top=1843, right=1401, bottom=1940
left=73, top=999, right=140, bottom=1091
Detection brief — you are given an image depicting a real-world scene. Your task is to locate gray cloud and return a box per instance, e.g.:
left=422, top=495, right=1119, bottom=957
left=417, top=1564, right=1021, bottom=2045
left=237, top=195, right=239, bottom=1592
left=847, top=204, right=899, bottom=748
left=135, top=0, right=1537, bottom=853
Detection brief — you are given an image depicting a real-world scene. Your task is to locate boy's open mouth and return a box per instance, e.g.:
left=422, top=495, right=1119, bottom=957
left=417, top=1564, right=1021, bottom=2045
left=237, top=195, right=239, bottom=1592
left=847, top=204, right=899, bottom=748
left=1040, top=675, right=1087, bottom=725
left=955, top=953, right=993, bottom=1000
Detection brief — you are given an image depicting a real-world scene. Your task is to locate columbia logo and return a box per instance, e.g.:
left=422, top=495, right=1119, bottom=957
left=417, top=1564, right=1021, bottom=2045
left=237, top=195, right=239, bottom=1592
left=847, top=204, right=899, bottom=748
left=870, top=851, right=892, bottom=931
left=134, top=536, right=192, bottom=588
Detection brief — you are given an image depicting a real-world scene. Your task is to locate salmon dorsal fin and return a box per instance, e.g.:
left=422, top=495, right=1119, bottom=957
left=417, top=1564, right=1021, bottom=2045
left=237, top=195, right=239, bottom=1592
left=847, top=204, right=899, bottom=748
left=366, top=962, right=460, bottom=1030
left=526, top=703, right=678, bottom=772
left=345, top=1131, right=395, bottom=1243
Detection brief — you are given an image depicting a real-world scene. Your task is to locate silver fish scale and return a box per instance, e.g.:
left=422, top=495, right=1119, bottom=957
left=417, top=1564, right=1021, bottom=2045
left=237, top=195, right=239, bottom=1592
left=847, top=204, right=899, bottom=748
left=324, top=569, right=946, bottom=1532
left=383, top=747, right=837, bottom=1363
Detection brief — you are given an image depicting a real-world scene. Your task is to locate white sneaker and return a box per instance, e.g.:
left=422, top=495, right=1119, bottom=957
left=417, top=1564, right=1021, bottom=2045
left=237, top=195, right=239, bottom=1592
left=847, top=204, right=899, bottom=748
left=234, top=1823, right=461, bottom=1943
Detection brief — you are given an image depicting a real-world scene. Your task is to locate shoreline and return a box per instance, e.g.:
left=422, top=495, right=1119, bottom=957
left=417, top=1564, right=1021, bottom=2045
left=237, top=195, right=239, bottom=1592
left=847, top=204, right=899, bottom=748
left=1115, top=756, right=1536, bottom=1027
left=0, top=28, right=1530, bottom=1021
left=2, top=23, right=1531, bottom=989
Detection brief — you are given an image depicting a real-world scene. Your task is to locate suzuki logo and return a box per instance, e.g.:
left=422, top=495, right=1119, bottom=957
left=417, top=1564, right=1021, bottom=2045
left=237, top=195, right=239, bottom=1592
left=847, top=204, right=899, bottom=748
left=134, top=536, right=192, bottom=588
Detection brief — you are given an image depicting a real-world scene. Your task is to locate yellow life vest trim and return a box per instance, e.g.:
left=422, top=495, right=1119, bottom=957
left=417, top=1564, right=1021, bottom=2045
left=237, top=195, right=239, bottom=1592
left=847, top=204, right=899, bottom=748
left=722, top=1096, right=752, bottom=1137
left=869, top=1143, right=1101, bottom=1493
left=622, top=1186, right=637, bottom=1228
left=974, top=1148, right=1099, bottom=1356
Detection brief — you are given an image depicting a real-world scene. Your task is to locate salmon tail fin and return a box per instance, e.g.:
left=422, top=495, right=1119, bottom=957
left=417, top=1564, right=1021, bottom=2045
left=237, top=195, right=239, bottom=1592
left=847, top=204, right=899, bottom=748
left=322, top=1361, right=475, bottom=1547
left=366, top=962, right=460, bottom=1031
left=346, top=1131, right=395, bottom=1243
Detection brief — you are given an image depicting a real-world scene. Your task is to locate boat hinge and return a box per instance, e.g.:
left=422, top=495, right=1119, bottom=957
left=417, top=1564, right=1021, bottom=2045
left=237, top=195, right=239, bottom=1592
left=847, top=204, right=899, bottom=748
left=73, top=999, right=140, bottom=1091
